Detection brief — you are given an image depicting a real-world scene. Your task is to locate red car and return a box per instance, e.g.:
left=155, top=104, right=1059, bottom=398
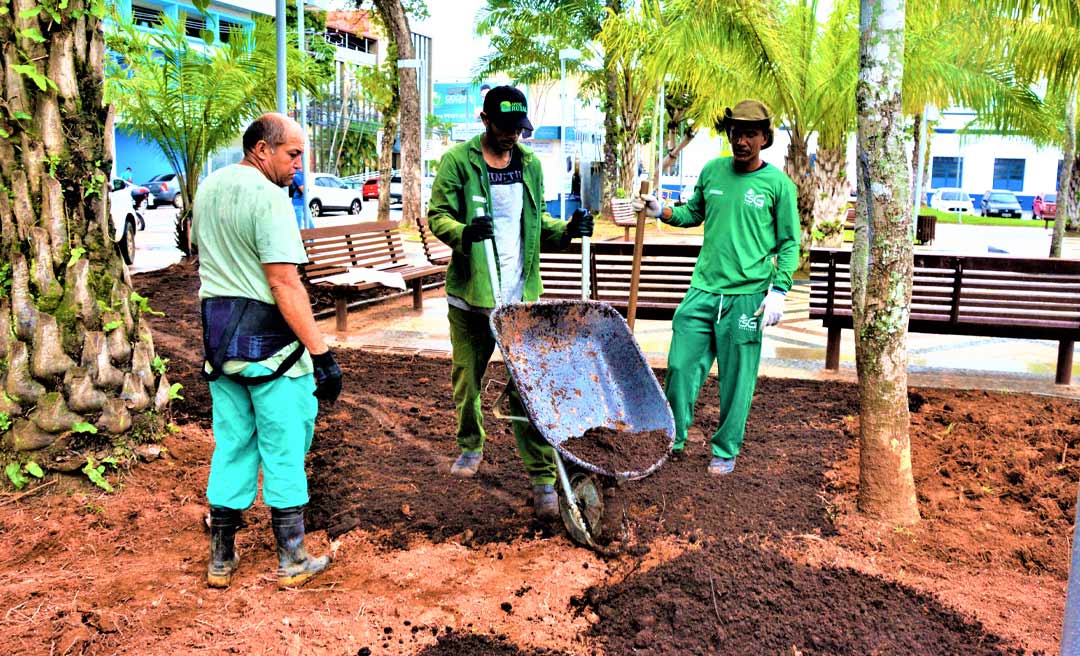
left=1033, top=192, right=1057, bottom=221
left=362, top=177, right=379, bottom=200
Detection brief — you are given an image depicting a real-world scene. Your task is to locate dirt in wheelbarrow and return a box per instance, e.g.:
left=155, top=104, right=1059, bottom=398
left=561, top=427, right=671, bottom=475
left=6, top=262, right=1060, bottom=653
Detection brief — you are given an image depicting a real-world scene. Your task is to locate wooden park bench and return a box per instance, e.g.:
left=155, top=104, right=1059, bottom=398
left=414, top=216, right=452, bottom=265
left=300, top=221, right=446, bottom=331
left=809, top=248, right=1080, bottom=384
left=540, top=241, right=699, bottom=320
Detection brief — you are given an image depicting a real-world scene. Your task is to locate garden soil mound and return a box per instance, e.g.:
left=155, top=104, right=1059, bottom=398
left=561, top=427, right=671, bottom=474
left=1, top=262, right=1058, bottom=653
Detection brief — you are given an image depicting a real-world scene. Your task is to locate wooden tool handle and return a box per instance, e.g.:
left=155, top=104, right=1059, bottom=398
left=627, top=180, right=650, bottom=330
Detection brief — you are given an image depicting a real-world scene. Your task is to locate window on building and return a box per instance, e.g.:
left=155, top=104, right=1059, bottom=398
left=183, top=12, right=206, bottom=39
left=132, top=2, right=164, bottom=29
left=931, top=156, right=963, bottom=188
left=992, top=158, right=1025, bottom=191
left=219, top=20, right=243, bottom=43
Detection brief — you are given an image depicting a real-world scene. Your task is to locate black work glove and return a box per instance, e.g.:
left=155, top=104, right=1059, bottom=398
left=311, top=350, right=342, bottom=404
left=562, top=208, right=594, bottom=245
left=461, top=215, right=495, bottom=249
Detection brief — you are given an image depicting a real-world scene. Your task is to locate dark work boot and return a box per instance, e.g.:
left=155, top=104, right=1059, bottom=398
left=532, top=484, right=559, bottom=521
left=271, top=506, right=330, bottom=588
left=207, top=506, right=242, bottom=588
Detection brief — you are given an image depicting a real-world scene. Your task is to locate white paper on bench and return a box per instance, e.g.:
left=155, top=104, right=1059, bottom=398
left=321, top=267, right=407, bottom=290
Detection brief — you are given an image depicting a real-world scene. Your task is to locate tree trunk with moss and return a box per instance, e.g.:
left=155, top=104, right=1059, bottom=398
left=1052, top=86, right=1078, bottom=257
left=852, top=0, right=920, bottom=524
left=0, top=1, right=169, bottom=483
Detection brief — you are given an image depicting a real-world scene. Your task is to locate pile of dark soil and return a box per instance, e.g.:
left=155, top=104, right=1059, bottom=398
left=574, top=536, right=1029, bottom=656
left=561, top=427, right=671, bottom=474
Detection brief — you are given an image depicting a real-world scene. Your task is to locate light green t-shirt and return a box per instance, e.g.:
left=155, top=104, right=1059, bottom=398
left=192, top=164, right=312, bottom=377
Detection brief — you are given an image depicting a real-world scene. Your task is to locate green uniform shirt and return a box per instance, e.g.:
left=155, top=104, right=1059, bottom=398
left=192, top=164, right=312, bottom=377
left=668, top=157, right=799, bottom=294
left=427, top=135, right=567, bottom=308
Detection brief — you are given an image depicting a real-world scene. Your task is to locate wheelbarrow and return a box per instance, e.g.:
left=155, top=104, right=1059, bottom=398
left=481, top=213, right=675, bottom=551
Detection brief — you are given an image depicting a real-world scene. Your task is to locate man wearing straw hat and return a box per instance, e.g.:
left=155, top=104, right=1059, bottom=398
left=634, top=99, right=799, bottom=475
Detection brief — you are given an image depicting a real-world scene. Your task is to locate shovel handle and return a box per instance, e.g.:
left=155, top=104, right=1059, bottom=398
left=483, top=237, right=501, bottom=310
left=627, top=180, right=650, bottom=330
left=581, top=234, right=591, bottom=300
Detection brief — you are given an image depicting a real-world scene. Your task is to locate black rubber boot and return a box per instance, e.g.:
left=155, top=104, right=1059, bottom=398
left=206, top=506, right=242, bottom=588
left=271, top=506, right=330, bottom=588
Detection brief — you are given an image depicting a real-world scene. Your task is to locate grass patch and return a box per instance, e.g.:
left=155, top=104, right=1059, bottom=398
left=919, top=208, right=1040, bottom=228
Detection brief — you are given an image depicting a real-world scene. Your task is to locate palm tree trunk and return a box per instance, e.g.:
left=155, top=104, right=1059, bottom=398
left=811, top=140, right=849, bottom=245
left=783, top=131, right=816, bottom=263
left=1, top=4, right=166, bottom=474
left=852, top=0, right=920, bottom=525
left=600, top=0, right=623, bottom=220
left=1052, top=85, right=1077, bottom=257
left=374, top=0, right=419, bottom=226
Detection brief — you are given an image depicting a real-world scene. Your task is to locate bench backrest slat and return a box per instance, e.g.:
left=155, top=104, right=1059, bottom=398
left=299, top=222, right=410, bottom=282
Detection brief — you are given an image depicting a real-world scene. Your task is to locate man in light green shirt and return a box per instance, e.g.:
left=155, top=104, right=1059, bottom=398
left=635, top=99, right=799, bottom=475
left=193, top=113, right=340, bottom=589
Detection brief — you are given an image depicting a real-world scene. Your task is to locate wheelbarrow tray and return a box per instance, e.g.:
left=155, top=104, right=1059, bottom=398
left=490, top=300, right=675, bottom=480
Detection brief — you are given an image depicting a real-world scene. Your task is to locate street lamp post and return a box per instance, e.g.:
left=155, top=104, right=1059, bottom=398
left=559, top=47, right=583, bottom=298
left=559, top=48, right=581, bottom=223
left=275, top=0, right=287, bottom=113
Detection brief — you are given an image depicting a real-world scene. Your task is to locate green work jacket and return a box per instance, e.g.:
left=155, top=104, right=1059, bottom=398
left=428, top=135, right=567, bottom=308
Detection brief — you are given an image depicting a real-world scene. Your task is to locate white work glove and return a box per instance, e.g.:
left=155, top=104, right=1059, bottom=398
left=631, top=193, right=663, bottom=218
left=754, top=289, right=786, bottom=327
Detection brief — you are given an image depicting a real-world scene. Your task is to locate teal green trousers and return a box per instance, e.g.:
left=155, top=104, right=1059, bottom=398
left=206, top=363, right=318, bottom=509
left=449, top=305, right=556, bottom=486
left=665, top=288, right=765, bottom=459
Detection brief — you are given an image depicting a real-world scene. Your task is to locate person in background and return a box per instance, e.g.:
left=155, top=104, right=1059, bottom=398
left=121, top=166, right=134, bottom=183
left=633, top=99, right=799, bottom=476
left=289, top=169, right=312, bottom=230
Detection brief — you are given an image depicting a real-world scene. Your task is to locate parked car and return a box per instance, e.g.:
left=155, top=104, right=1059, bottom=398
left=361, top=172, right=402, bottom=204
left=112, top=178, right=150, bottom=226
left=929, top=187, right=974, bottom=214
left=109, top=179, right=139, bottom=265
left=143, top=172, right=183, bottom=209
left=1033, top=192, right=1057, bottom=221
left=980, top=189, right=1023, bottom=218
left=308, top=173, right=363, bottom=217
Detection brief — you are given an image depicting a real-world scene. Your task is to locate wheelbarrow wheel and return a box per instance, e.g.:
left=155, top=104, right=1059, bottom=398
left=558, top=470, right=604, bottom=547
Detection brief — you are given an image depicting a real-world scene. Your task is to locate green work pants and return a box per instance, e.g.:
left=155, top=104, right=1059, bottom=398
left=664, top=288, right=765, bottom=459
left=448, top=305, right=556, bottom=486
left=206, top=363, right=318, bottom=510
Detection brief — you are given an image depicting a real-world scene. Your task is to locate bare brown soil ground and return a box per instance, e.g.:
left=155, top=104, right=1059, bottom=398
left=0, top=261, right=1070, bottom=654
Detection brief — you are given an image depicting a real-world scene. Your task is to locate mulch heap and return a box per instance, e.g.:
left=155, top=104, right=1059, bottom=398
left=135, top=261, right=1072, bottom=654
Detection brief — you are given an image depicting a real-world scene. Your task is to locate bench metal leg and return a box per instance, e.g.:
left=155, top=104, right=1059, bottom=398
left=335, top=296, right=348, bottom=332
left=412, top=281, right=423, bottom=310
left=1057, top=340, right=1074, bottom=385
left=825, top=326, right=841, bottom=370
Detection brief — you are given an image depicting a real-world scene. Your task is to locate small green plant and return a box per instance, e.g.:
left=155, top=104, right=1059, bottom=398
left=102, top=320, right=122, bottom=332
left=0, top=261, right=11, bottom=299
left=5, top=461, right=43, bottom=490
left=130, top=291, right=164, bottom=316
left=613, top=187, right=629, bottom=199
left=151, top=355, right=169, bottom=376
left=166, top=422, right=181, bottom=434
left=67, top=247, right=86, bottom=267
left=72, top=422, right=98, bottom=434
left=167, top=383, right=184, bottom=401
left=82, top=456, right=114, bottom=492
left=0, top=410, right=11, bottom=431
